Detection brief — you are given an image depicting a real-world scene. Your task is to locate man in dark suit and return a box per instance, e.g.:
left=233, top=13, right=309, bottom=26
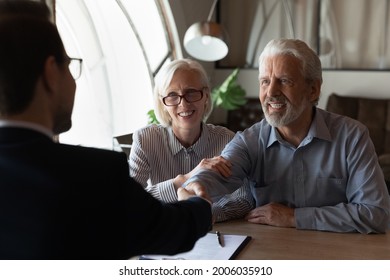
left=0, top=15, right=212, bottom=259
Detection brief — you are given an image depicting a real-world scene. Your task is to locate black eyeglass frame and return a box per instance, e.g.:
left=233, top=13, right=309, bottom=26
left=161, top=88, right=205, bottom=106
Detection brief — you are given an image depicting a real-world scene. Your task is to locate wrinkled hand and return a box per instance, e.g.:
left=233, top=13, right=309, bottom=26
left=177, top=182, right=212, bottom=205
left=245, top=202, right=296, bottom=228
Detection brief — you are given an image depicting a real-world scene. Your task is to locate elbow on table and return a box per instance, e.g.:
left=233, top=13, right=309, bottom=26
left=359, top=208, right=390, bottom=234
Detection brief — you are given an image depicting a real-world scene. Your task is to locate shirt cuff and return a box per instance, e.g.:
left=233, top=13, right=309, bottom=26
left=157, top=179, right=178, bottom=203
left=211, top=204, right=226, bottom=223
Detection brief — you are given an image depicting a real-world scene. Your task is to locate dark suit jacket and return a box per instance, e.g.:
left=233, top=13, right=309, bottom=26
left=0, top=127, right=211, bottom=259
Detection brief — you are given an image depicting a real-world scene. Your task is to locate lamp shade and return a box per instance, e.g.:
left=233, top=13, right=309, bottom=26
left=183, top=21, right=228, bottom=61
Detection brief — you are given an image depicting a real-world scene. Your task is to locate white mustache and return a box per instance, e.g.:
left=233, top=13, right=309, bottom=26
left=265, top=97, right=287, bottom=103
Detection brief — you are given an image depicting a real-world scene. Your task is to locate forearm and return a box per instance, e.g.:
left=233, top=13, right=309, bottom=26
left=212, top=196, right=255, bottom=222
left=173, top=174, right=188, bottom=189
left=211, top=183, right=255, bottom=222
left=184, top=169, right=243, bottom=199
left=145, top=179, right=178, bottom=203
left=295, top=204, right=389, bottom=233
left=124, top=177, right=211, bottom=256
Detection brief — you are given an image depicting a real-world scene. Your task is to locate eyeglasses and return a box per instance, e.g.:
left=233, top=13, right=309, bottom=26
left=68, top=57, right=83, bottom=80
left=162, top=88, right=204, bottom=106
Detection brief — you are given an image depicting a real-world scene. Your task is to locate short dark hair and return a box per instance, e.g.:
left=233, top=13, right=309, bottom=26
left=0, top=16, right=65, bottom=115
left=0, top=0, right=51, bottom=20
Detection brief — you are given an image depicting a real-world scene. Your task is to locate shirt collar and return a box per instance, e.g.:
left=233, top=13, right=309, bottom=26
left=266, top=107, right=332, bottom=148
left=167, top=122, right=209, bottom=157
left=192, top=123, right=210, bottom=157
left=0, top=120, right=54, bottom=139
left=307, top=108, right=332, bottom=142
left=267, top=127, right=279, bottom=148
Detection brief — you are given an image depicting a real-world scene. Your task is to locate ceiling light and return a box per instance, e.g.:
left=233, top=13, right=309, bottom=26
left=183, top=0, right=228, bottom=61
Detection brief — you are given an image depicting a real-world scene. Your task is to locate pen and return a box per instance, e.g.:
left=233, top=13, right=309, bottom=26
left=216, top=231, right=224, bottom=247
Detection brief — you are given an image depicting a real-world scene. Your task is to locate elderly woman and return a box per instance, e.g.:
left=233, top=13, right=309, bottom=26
left=129, top=58, right=254, bottom=222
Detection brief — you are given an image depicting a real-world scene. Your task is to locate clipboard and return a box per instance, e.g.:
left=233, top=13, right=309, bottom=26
left=140, top=232, right=251, bottom=260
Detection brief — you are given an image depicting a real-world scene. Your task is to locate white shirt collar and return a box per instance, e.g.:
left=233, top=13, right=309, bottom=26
left=0, top=120, right=54, bottom=139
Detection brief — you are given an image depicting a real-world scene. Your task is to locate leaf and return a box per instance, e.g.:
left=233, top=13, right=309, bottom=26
left=211, top=68, right=247, bottom=111
left=147, top=109, right=159, bottom=124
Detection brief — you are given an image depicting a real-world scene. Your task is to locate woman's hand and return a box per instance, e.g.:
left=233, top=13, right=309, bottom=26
left=190, top=156, right=232, bottom=178
left=173, top=156, right=232, bottom=189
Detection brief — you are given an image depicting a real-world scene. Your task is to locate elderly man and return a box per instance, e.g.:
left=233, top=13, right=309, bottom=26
left=185, top=38, right=390, bottom=233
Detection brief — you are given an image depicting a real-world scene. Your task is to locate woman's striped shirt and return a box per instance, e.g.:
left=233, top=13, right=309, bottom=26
left=129, top=123, right=254, bottom=222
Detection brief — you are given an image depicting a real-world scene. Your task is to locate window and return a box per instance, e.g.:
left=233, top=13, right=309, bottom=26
left=55, top=0, right=179, bottom=149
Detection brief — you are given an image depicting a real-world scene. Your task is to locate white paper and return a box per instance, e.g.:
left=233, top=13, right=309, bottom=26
left=141, top=232, right=250, bottom=260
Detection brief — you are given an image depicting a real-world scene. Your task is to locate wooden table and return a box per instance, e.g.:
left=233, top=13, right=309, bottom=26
left=213, top=219, right=390, bottom=259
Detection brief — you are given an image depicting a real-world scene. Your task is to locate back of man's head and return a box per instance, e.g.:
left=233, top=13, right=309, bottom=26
left=0, top=0, right=51, bottom=20
left=0, top=16, right=64, bottom=116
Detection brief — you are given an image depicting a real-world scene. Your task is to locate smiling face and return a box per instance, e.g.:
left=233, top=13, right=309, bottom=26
left=163, top=68, right=208, bottom=132
left=259, top=54, right=319, bottom=129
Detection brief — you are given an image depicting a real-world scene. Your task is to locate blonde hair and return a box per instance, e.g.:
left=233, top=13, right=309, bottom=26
left=153, top=58, right=213, bottom=126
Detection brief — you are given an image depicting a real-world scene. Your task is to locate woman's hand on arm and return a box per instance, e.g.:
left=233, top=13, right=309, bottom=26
left=193, top=156, right=232, bottom=177
left=173, top=156, right=232, bottom=190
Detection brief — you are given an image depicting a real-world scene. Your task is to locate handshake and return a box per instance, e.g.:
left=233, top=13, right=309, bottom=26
left=177, top=182, right=212, bottom=205
left=176, top=155, right=232, bottom=205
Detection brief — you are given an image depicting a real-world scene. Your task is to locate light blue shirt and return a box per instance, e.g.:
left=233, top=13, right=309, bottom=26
left=185, top=108, right=390, bottom=233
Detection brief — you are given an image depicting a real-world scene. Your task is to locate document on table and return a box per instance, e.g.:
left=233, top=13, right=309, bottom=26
left=140, top=232, right=251, bottom=260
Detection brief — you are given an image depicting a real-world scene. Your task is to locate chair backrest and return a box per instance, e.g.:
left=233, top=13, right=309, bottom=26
left=227, top=98, right=264, bottom=132
left=326, top=93, right=390, bottom=155
left=113, top=133, right=133, bottom=159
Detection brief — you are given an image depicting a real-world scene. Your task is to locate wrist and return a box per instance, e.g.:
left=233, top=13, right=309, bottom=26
left=173, top=174, right=186, bottom=190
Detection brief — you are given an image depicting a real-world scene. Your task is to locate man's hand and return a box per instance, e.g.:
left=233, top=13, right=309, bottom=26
left=177, top=182, right=212, bottom=205
left=245, top=202, right=296, bottom=228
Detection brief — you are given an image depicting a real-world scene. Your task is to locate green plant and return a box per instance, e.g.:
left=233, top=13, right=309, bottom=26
left=211, top=68, right=247, bottom=110
left=147, top=109, right=159, bottom=124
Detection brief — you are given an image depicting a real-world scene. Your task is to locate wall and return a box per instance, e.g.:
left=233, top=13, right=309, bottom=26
left=169, top=0, right=390, bottom=124
left=213, top=69, right=390, bottom=107
left=168, top=0, right=216, bottom=75
left=211, top=69, right=390, bottom=124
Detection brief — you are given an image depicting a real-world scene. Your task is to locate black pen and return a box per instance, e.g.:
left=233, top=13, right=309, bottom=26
left=216, top=231, right=224, bottom=247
